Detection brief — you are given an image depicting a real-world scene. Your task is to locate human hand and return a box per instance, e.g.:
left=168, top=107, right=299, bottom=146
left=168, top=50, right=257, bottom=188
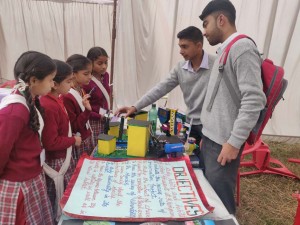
left=82, top=94, right=92, bottom=111
left=217, top=142, right=239, bottom=166
left=114, top=106, right=137, bottom=117
left=74, top=135, right=82, bottom=147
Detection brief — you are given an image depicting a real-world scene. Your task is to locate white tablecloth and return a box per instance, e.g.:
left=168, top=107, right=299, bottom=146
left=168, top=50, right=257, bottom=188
left=193, top=169, right=239, bottom=224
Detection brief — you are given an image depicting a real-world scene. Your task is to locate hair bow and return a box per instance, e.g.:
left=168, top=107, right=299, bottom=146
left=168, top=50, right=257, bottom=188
left=13, top=78, right=28, bottom=92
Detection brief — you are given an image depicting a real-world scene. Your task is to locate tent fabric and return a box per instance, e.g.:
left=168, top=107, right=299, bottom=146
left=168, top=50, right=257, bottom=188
left=70, top=0, right=114, bottom=4
left=36, top=0, right=114, bottom=4
left=0, top=0, right=113, bottom=81
left=0, top=0, right=299, bottom=141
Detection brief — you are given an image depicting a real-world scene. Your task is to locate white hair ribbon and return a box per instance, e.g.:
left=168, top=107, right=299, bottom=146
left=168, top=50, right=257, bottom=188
left=13, top=78, right=28, bottom=92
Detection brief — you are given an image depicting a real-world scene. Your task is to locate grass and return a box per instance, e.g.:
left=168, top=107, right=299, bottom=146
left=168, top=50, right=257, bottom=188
left=236, top=141, right=300, bottom=225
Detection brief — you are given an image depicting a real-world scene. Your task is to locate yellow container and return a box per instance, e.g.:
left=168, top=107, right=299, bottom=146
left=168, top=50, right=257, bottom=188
left=134, top=110, right=148, bottom=121
left=108, top=121, right=120, bottom=137
left=127, top=119, right=151, bottom=157
left=98, top=134, right=116, bottom=155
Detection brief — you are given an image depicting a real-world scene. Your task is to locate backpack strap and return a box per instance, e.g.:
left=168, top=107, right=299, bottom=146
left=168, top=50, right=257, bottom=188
left=207, top=34, right=254, bottom=112
left=222, top=72, right=241, bottom=108
left=206, top=73, right=224, bottom=111
left=218, top=34, right=250, bottom=71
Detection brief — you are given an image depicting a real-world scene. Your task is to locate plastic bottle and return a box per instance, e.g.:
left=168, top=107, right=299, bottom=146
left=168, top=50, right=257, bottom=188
left=148, top=103, right=158, bottom=134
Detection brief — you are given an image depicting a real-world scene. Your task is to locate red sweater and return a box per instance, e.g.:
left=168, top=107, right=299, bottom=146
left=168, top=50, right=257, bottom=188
left=40, top=94, right=75, bottom=160
left=0, top=103, right=42, bottom=181
left=62, top=92, right=91, bottom=140
left=83, top=72, right=110, bottom=120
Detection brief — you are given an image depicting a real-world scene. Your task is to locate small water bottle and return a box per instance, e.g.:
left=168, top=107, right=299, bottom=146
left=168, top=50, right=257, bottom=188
left=148, top=103, right=158, bottom=134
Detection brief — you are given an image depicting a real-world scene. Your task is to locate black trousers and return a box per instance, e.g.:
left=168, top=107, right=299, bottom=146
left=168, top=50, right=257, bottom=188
left=200, top=135, right=243, bottom=215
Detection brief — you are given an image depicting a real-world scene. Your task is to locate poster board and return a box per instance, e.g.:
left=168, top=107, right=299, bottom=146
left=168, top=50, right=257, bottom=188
left=61, top=155, right=213, bottom=222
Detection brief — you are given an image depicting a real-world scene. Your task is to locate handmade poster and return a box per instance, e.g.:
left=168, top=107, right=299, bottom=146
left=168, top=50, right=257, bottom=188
left=61, top=219, right=236, bottom=225
left=61, top=155, right=213, bottom=222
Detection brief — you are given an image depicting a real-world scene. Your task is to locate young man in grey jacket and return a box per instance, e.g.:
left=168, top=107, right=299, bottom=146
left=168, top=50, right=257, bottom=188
left=199, top=0, right=266, bottom=214
left=115, top=26, right=215, bottom=148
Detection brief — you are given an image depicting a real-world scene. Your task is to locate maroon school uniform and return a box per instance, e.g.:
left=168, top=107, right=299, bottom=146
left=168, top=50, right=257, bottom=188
left=41, top=94, right=75, bottom=160
left=83, top=72, right=110, bottom=119
left=83, top=72, right=110, bottom=145
left=63, top=90, right=94, bottom=161
left=0, top=98, right=54, bottom=225
left=40, top=93, right=76, bottom=218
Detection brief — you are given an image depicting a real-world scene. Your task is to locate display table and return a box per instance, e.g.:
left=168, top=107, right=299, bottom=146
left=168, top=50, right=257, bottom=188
left=59, top=132, right=238, bottom=224
left=58, top=167, right=239, bottom=225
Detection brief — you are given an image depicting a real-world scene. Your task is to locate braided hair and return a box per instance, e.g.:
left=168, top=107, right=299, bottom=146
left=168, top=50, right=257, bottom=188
left=14, top=51, right=56, bottom=132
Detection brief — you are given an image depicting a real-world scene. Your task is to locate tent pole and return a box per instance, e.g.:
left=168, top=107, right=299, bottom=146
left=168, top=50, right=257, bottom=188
left=110, top=0, right=117, bottom=110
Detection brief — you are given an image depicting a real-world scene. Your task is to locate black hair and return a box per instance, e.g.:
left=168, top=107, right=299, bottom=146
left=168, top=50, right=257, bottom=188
left=53, top=59, right=72, bottom=84
left=199, top=0, right=236, bottom=25
left=177, top=26, right=203, bottom=44
left=66, top=54, right=91, bottom=73
left=87, top=47, right=108, bottom=62
left=14, top=51, right=56, bottom=132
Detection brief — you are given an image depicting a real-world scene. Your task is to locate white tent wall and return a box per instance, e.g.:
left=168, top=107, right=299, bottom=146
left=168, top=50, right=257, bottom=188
left=114, top=0, right=177, bottom=109
left=64, top=2, right=113, bottom=57
left=0, top=0, right=300, bottom=141
left=0, top=0, right=113, bottom=81
left=114, top=0, right=300, bottom=142
left=264, top=0, right=300, bottom=139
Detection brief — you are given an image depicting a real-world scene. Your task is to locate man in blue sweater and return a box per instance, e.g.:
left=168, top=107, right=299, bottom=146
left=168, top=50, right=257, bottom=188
left=115, top=26, right=215, bottom=150
left=199, top=0, right=266, bottom=214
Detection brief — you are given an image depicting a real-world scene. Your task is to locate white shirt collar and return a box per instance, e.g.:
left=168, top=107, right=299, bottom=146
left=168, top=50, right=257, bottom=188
left=182, top=51, right=209, bottom=73
left=216, top=32, right=240, bottom=55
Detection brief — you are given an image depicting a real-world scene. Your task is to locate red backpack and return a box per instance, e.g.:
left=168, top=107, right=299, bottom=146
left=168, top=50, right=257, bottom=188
left=218, top=34, right=288, bottom=145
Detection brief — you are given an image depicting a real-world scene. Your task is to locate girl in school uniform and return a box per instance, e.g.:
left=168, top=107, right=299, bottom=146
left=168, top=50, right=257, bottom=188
left=63, top=54, right=94, bottom=164
left=83, top=47, right=111, bottom=145
left=40, top=60, right=82, bottom=222
left=0, top=51, right=56, bottom=225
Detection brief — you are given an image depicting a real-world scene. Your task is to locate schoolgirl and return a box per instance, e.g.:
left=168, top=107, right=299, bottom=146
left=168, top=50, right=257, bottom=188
left=63, top=54, right=94, bottom=164
left=83, top=47, right=111, bottom=145
left=40, top=60, right=82, bottom=221
left=0, top=51, right=56, bottom=225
